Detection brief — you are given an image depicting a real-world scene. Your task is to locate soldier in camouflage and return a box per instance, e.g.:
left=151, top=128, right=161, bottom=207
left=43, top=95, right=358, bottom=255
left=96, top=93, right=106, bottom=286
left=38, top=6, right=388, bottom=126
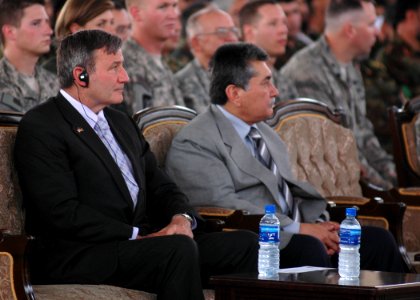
left=361, top=59, right=400, bottom=155
left=274, top=0, right=313, bottom=70
left=175, top=6, right=238, bottom=114
left=281, top=0, right=396, bottom=188
left=0, top=0, right=58, bottom=112
left=123, top=0, right=184, bottom=116
left=363, top=0, right=420, bottom=154
left=378, top=0, right=420, bottom=101
left=239, top=0, right=298, bottom=102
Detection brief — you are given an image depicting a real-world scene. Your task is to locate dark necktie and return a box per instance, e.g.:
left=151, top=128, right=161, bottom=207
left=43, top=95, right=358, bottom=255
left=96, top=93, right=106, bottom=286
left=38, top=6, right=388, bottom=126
left=248, top=127, right=300, bottom=221
left=94, top=117, right=139, bottom=207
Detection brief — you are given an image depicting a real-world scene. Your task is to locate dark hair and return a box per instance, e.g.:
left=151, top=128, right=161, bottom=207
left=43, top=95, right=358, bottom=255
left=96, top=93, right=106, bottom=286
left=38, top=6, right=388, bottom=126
left=112, top=0, right=127, bottom=10
left=54, top=0, right=114, bottom=39
left=394, top=0, right=420, bottom=27
left=0, top=0, right=45, bottom=44
left=239, top=0, right=278, bottom=31
left=326, top=0, right=374, bottom=19
left=209, top=43, right=268, bottom=105
left=57, top=29, right=122, bottom=88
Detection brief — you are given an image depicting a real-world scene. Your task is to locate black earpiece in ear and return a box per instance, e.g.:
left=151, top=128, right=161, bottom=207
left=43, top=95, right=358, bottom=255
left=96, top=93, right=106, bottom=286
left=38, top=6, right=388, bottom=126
left=78, top=70, right=89, bottom=87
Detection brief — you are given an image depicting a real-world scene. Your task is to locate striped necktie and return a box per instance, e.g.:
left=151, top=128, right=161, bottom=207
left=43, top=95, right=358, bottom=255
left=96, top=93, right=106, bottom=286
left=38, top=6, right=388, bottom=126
left=94, top=117, right=139, bottom=207
left=248, top=127, right=300, bottom=221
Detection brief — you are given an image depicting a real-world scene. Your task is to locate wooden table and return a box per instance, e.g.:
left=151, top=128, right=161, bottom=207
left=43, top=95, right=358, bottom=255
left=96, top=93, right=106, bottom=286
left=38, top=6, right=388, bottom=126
left=210, top=269, right=420, bottom=299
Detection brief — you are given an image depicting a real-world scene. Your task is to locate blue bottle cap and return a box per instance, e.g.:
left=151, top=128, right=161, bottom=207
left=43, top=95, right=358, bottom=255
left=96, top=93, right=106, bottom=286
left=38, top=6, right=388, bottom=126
left=345, top=207, right=357, bottom=217
left=265, top=204, right=276, bottom=214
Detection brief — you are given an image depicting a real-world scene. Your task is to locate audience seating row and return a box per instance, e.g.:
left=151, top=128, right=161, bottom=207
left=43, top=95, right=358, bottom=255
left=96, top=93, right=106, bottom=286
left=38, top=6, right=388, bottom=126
left=134, top=99, right=414, bottom=272
left=2, top=97, right=420, bottom=298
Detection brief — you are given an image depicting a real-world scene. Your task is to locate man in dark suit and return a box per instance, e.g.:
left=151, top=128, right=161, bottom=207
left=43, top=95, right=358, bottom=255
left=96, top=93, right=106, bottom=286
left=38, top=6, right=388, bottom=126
left=14, top=30, right=258, bottom=300
left=165, top=42, right=407, bottom=272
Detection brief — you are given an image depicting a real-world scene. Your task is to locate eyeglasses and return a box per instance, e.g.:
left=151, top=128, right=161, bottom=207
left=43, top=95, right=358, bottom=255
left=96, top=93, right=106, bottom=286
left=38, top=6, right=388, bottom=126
left=196, top=27, right=240, bottom=39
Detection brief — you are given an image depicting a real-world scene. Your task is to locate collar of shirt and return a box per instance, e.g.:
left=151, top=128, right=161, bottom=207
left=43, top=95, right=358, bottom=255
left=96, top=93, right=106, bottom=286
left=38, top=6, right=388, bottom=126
left=60, top=89, right=105, bottom=129
left=216, top=105, right=258, bottom=154
left=216, top=105, right=255, bottom=138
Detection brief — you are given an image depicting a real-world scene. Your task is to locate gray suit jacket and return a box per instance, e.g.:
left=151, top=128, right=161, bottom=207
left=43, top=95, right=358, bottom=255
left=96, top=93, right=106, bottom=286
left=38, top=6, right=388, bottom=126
left=165, top=105, right=327, bottom=248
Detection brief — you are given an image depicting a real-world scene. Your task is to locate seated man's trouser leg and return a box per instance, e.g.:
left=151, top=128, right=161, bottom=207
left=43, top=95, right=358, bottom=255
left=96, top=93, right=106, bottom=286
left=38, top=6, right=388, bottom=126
left=107, top=231, right=259, bottom=300
left=195, top=230, right=259, bottom=285
left=280, top=226, right=407, bottom=272
left=108, top=235, right=203, bottom=300
left=358, top=226, right=407, bottom=273
left=280, top=234, right=332, bottom=268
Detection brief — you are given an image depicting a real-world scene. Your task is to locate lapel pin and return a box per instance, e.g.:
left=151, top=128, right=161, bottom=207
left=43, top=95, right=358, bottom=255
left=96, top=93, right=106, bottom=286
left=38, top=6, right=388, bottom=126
left=76, top=127, right=84, bottom=133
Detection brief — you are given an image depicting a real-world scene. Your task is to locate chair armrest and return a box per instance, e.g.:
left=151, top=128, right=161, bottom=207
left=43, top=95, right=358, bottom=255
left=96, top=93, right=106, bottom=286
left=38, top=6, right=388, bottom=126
left=325, top=196, right=370, bottom=206
left=0, top=230, right=34, bottom=300
left=197, top=207, right=262, bottom=233
left=390, top=188, right=420, bottom=205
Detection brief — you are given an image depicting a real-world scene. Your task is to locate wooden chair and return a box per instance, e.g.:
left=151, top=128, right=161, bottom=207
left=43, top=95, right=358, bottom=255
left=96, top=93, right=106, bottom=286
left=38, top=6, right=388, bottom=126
left=265, top=99, right=414, bottom=272
left=389, top=96, right=420, bottom=187
left=134, top=105, right=198, bottom=168
left=0, top=110, right=214, bottom=300
left=388, top=96, right=420, bottom=262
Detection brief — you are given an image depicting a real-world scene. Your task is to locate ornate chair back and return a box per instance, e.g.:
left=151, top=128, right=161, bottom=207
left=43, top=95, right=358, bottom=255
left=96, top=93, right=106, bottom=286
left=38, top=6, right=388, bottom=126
left=266, top=99, right=363, bottom=198
left=389, top=96, right=420, bottom=187
left=133, top=105, right=198, bottom=168
left=0, top=111, right=24, bottom=236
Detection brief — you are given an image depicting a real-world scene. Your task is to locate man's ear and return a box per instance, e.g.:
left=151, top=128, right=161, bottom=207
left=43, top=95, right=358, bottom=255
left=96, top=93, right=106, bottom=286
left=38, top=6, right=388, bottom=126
left=1, top=24, right=17, bottom=42
left=225, top=84, right=242, bottom=107
left=73, top=66, right=88, bottom=87
left=242, top=24, right=255, bottom=43
left=129, top=5, right=141, bottom=22
left=69, top=22, right=82, bottom=34
left=342, top=22, right=356, bottom=39
left=189, top=36, right=201, bottom=53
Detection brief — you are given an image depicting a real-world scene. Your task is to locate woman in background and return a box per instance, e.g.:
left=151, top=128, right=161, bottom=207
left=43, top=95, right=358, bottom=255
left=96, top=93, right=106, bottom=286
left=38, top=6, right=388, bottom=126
left=43, top=0, right=115, bottom=73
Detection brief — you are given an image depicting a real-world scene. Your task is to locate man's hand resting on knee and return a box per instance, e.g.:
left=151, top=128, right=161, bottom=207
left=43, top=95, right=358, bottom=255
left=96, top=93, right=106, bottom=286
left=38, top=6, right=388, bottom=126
left=300, top=222, right=340, bottom=255
left=137, top=215, right=194, bottom=239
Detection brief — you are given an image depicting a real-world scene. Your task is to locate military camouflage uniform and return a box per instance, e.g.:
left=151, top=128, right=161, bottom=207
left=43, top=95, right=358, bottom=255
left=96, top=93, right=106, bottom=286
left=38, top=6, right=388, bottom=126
left=280, top=36, right=396, bottom=188
left=164, top=38, right=193, bottom=74
left=0, top=57, right=59, bottom=112
left=175, top=59, right=210, bottom=114
left=362, top=57, right=401, bottom=155
left=272, top=70, right=299, bottom=102
left=122, top=39, right=185, bottom=115
left=378, top=37, right=420, bottom=100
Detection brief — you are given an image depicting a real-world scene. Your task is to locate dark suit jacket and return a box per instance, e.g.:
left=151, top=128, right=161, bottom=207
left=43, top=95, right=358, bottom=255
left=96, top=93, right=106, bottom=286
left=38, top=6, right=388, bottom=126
left=14, top=93, right=196, bottom=284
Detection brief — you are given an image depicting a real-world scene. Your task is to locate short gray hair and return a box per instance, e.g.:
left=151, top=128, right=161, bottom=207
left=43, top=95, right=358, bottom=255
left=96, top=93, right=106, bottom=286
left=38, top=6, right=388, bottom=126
left=57, top=29, right=122, bottom=88
left=186, top=5, right=226, bottom=39
left=325, top=0, right=374, bottom=32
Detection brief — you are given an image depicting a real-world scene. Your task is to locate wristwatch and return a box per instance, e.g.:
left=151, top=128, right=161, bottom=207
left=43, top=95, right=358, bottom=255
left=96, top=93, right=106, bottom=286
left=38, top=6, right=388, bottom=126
left=178, top=213, right=194, bottom=226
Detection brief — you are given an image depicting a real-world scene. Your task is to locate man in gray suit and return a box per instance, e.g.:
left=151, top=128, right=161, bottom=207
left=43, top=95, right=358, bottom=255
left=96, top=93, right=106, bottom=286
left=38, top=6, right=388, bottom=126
left=166, top=42, right=407, bottom=271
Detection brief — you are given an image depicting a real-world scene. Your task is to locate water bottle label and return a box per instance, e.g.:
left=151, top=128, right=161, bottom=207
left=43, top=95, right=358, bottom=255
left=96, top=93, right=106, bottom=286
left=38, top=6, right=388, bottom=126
left=339, top=228, right=361, bottom=245
left=259, top=225, right=280, bottom=243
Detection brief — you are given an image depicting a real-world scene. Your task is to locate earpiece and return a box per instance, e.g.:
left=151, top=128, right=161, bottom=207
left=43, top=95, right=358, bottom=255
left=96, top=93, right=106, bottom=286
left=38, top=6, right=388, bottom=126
left=78, top=69, right=89, bottom=87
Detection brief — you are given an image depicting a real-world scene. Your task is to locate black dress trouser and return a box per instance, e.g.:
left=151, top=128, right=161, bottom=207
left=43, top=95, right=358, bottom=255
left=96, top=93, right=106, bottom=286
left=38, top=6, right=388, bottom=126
left=106, top=230, right=259, bottom=300
left=280, top=226, right=407, bottom=273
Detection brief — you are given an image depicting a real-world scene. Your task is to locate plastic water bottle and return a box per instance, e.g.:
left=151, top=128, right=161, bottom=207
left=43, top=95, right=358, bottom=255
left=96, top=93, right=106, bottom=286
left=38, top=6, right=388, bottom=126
left=338, top=207, right=361, bottom=278
left=258, top=204, right=280, bottom=278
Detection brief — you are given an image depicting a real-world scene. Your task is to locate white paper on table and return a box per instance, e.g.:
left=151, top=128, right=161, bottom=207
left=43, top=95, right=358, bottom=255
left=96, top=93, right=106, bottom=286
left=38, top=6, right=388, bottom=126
left=278, top=266, right=333, bottom=274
